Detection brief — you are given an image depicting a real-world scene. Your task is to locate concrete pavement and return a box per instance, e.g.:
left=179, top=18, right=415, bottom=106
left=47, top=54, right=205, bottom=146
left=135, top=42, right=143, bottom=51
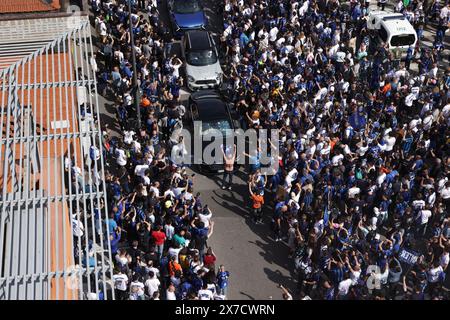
left=187, top=167, right=297, bottom=300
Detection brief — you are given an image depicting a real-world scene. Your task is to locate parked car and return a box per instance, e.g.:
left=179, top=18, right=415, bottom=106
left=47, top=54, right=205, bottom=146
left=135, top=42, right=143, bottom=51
left=367, top=11, right=417, bottom=57
left=187, top=91, right=240, bottom=173
left=167, top=0, right=207, bottom=36
left=181, top=30, right=223, bottom=91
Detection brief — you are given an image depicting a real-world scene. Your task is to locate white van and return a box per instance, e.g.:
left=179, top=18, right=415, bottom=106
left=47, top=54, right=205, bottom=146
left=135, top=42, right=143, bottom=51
left=367, top=11, right=417, bottom=54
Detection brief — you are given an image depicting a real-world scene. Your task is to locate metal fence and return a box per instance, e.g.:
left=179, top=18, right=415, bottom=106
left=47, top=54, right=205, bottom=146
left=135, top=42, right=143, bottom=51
left=0, top=15, right=114, bottom=300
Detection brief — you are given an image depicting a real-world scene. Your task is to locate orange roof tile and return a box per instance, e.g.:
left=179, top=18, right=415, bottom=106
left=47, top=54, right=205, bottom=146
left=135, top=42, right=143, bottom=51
left=0, top=0, right=60, bottom=14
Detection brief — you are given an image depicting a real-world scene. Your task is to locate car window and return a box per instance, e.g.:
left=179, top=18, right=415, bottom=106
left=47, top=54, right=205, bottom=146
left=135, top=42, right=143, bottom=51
left=173, top=0, right=201, bottom=14
left=390, top=34, right=416, bottom=47
left=202, top=120, right=232, bottom=136
left=187, top=49, right=217, bottom=66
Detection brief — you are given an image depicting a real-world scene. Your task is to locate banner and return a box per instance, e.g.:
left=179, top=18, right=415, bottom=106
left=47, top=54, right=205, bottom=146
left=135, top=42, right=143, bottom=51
left=398, top=248, right=420, bottom=266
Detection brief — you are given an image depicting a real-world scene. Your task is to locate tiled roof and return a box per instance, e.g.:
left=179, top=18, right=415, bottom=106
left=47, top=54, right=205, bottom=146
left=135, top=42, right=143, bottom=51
left=0, top=0, right=60, bottom=14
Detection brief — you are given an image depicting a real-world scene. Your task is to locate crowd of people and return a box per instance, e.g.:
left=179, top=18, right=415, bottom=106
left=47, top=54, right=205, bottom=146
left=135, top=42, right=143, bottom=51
left=220, top=0, right=450, bottom=300
left=86, top=0, right=450, bottom=300
left=89, top=0, right=231, bottom=300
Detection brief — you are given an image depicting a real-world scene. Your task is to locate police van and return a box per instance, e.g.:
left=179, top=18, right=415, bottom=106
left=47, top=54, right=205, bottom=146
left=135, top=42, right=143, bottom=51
left=367, top=11, right=418, bottom=56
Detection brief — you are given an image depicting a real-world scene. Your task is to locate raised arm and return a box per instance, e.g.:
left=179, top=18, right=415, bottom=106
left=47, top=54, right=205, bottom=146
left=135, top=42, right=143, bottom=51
left=248, top=183, right=254, bottom=196
left=207, top=221, right=215, bottom=238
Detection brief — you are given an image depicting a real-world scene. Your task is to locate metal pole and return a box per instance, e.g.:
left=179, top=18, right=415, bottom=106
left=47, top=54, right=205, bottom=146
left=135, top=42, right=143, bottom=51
left=128, top=0, right=141, bottom=129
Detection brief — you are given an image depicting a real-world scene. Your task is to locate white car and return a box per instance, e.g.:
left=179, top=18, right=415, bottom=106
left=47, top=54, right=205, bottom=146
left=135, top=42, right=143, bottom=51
left=367, top=11, right=417, bottom=55
left=181, top=30, right=223, bottom=91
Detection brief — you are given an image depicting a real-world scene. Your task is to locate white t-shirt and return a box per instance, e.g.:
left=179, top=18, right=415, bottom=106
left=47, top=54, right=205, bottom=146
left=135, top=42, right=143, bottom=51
left=441, top=186, right=450, bottom=200
left=423, top=114, right=434, bottom=131
left=168, top=247, right=182, bottom=262
left=150, top=186, right=160, bottom=198
left=124, top=130, right=135, bottom=144
left=207, top=283, right=217, bottom=295
left=442, top=104, right=450, bottom=118
left=147, top=266, right=160, bottom=278
left=135, top=165, right=149, bottom=178
left=350, top=270, right=361, bottom=285
left=113, top=274, right=128, bottom=291
left=320, top=145, right=331, bottom=155
left=130, top=281, right=145, bottom=297
left=338, top=278, right=353, bottom=296
left=377, top=173, right=386, bottom=186
left=441, top=6, right=449, bottom=20
left=379, top=267, right=389, bottom=285
left=115, top=149, right=127, bottom=166
left=409, top=118, right=422, bottom=132
left=269, top=27, right=279, bottom=42
left=145, top=277, right=161, bottom=297
left=182, top=191, right=193, bottom=202
left=72, top=217, right=84, bottom=237
left=314, top=219, right=324, bottom=237
left=440, top=252, right=449, bottom=268
left=357, top=145, right=369, bottom=156
left=99, top=21, right=107, bottom=36
left=348, top=186, right=361, bottom=198
left=384, top=136, right=396, bottom=152
left=164, top=189, right=176, bottom=199
left=115, top=254, right=128, bottom=266
left=428, top=266, right=443, bottom=283
left=170, top=61, right=182, bottom=78
left=171, top=142, right=188, bottom=160
left=285, top=168, right=298, bottom=187
left=332, top=154, right=344, bottom=166
left=306, top=144, right=317, bottom=157
left=199, top=212, right=212, bottom=228
left=165, top=225, right=175, bottom=240
left=198, top=289, right=214, bottom=300
left=412, top=199, right=426, bottom=210
left=418, top=210, right=432, bottom=224
left=166, top=290, right=177, bottom=300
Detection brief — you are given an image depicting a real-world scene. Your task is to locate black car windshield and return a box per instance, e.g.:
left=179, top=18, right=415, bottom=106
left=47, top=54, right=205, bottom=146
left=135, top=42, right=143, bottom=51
left=187, top=49, right=217, bottom=66
left=390, top=34, right=416, bottom=47
left=173, top=0, right=201, bottom=14
left=202, top=119, right=232, bottom=137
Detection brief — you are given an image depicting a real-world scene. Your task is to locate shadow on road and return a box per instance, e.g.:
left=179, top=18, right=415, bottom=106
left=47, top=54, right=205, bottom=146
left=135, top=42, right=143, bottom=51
left=263, top=267, right=295, bottom=293
left=210, top=186, right=297, bottom=296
